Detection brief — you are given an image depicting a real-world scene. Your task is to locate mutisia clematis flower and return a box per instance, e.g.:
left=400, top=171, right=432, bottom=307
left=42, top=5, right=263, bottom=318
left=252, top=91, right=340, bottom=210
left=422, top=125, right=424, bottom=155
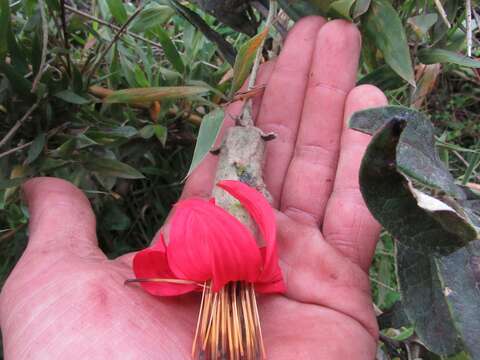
left=131, top=180, right=285, bottom=296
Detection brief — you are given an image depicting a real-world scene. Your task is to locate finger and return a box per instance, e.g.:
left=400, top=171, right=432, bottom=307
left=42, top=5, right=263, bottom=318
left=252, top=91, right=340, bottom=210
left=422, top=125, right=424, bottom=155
left=256, top=16, right=327, bottom=208
left=180, top=61, right=276, bottom=200
left=323, top=85, right=387, bottom=271
left=22, top=177, right=103, bottom=259
left=280, top=20, right=361, bottom=225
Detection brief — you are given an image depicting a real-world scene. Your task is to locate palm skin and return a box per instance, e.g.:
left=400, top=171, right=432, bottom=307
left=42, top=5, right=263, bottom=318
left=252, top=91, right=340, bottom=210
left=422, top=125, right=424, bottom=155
left=0, top=17, right=387, bottom=359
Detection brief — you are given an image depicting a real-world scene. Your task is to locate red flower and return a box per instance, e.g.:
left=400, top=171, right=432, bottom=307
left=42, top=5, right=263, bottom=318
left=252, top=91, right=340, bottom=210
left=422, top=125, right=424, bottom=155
left=132, top=180, right=286, bottom=296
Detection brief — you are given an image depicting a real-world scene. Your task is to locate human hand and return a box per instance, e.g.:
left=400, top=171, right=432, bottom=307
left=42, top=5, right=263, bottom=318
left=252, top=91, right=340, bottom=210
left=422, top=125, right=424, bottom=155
left=0, top=17, right=387, bottom=359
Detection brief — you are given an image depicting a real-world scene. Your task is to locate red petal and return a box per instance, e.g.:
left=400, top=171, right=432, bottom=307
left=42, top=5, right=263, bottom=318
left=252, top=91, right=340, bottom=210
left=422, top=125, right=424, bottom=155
left=217, top=180, right=286, bottom=292
left=133, top=235, right=197, bottom=296
left=168, top=198, right=262, bottom=292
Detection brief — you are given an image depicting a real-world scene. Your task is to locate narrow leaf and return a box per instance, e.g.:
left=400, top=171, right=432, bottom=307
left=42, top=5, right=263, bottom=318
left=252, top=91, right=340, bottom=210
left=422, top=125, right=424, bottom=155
left=328, top=0, right=356, bottom=19
left=364, top=0, right=415, bottom=85
left=54, top=90, right=90, bottom=105
left=106, top=0, right=128, bottom=24
left=185, top=108, right=224, bottom=178
left=418, top=48, right=480, bottom=68
left=25, top=133, right=46, bottom=165
left=230, top=27, right=269, bottom=95
left=105, top=86, right=209, bottom=104
left=129, top=5, right=174, bottom=32
left=150, top=26, right=185, bottom=74
left=84, top=158, right=145, bottom=179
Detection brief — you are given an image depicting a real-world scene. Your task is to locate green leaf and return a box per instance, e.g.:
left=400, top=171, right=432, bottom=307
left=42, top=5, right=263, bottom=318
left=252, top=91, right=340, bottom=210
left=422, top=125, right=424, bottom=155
left=352, top=0, right=371, bottom=18
left=150, top=26, right=185, bottom=74
left=436, top=241, right=480, bottom=358
left=327, top=0, right=356, bottom=19
left=357, top=64, right=404, bottom=91
left=106, top=0, right=128, bottom=23
left=0, top=177, right=25, bottom=190
left=153, top=124, right=167, bottom=146
left=101, top=202, right=131, bottom=231
left=54, top=90, right=90, bottom=105
left=230, top=27, right=269, bottom=95
left=396, top=243, right=459, bottom=355
left=129, top=5, right=174, bottom=32
left=25, top=133, right=46, bottom=165
left=277, top=0, right=324, bottom=20
left=167, top=0, right=236, bottom=65
left=185, top=108, right=224, bottom=178
left=364, top=0, right=415, bottom=86
left=105, top=86, right=209, bottom=104
left=408, top=13, right=438, bottom=38
left=0, top=0, right=11, bottom=57
left=418, top=48, right=480, bottom=68
left=350, top=106, right=478, bottom=253
left=84, top=158, right=145, bottom=179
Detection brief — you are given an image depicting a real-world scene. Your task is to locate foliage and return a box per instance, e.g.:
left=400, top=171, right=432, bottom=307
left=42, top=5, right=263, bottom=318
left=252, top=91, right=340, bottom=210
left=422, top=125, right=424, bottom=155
left=0, top=0, right=479, bottom=359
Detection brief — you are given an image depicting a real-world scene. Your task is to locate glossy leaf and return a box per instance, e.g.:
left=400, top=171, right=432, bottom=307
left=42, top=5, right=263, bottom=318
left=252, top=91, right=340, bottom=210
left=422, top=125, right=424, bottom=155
left=418, top=48, right=480, bottom=68
left=105, top=86, right=209, bottom=104
left=185, top=108, right=224, bottom=178
left=277, top=0, right=324, bottom=20
left=364, top=0, right=415, bottom=86
left=230, top=27, right=269, bottom=95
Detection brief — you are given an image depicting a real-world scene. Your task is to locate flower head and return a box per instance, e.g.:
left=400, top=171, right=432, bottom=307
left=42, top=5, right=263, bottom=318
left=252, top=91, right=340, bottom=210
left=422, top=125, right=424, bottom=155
left=132, top=180, right=285, bottom=296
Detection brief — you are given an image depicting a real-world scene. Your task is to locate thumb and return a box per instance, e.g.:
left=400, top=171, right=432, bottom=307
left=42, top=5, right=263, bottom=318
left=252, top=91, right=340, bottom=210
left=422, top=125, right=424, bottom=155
left=22, top=177, right=103, bottom=258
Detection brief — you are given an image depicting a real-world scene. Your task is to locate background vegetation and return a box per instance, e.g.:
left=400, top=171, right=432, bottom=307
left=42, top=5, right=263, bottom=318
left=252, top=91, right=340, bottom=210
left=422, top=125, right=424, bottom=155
left=0, top=0, right=479, bottom=359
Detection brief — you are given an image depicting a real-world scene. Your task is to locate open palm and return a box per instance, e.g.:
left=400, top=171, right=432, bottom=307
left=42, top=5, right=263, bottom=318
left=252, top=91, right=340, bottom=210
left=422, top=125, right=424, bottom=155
left=0, top=17, right=387, bottom=359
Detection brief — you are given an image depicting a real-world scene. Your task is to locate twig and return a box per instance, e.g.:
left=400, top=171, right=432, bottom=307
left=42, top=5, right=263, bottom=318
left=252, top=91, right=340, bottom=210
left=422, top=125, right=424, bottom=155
left=31, top=0, right=48, bottom=93
left=433, top=0, right=451, bottom=28
left=241, top=0, right=277, bottom=127
left=0, top=101, right=41, bottom=149
left=64, top=4, right=163, bottom=51
left=466, top=0, right=473, bottom=57
left=0, top=142, right=32, bottom=159
left=86, top=5, right=144, bottom=81
left=59, top=0, right=72, bottom=75
left=370, top=277, right=397, bottom=292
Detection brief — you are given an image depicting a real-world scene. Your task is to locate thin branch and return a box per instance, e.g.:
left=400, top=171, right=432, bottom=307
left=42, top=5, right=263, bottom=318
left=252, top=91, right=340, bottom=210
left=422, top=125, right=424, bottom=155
left=241, top=0, right=277, bottom=126
left=466, top=0, right=473, bottom=57
left=31, top=0, right=48, bottom=92
left=64, top=4, right=163, bottom=51
left=86, top=5, right=145, bottom=81
left=433, top=0, right=451, bottom=28
left=0, top=142, right=32, bottom=159
left=0, top=100, right=41, bottom=149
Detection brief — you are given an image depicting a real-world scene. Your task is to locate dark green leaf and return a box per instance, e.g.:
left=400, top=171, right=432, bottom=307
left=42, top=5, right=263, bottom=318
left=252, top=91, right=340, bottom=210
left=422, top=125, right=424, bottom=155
left=101, top=202, right=131, bottom=231
left=54, top=90, right=90, bottom=105
left=397, top=243, right=459, bottom=355
left=408, top=13, right=438, bottom=38
left=327, top=0, right=356, bottom=19
left=106, top=0, right=128, bottom=23
left=351, top=108, right=478, bottom=253
left=185, top=108, right=224, bottom=178
left=353, top=0, right=371, bottom=18
left=0, top=177, right=26, bottom=190
left=418, top=48, right=480, bottom=68
left=357, top=65, right=404, bottom=91
left=364, top=0, right=415, bottom=85
left=129, top=5, right=174, bottom=32
left=0, top=0, right=11, bottom=57
left=84, top=158, right=145, bottom=179
left=150, top=26, right=185, bottom=74
left=277, top=0, right=324, bottom=20
left=168, top=0, right=236, bottom=65
left=25, top=133, right=46, bottom=165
